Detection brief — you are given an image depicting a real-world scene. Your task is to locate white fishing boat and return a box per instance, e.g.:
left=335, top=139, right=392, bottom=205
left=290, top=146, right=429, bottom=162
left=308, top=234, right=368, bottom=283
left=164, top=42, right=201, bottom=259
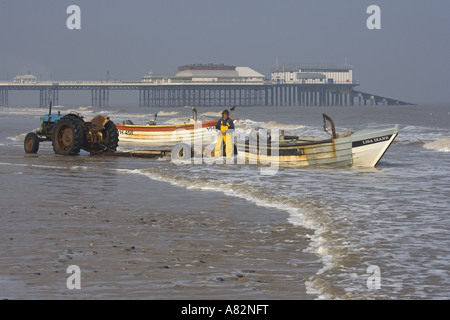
left=236, top=132, right=353, bottom=167
left=234, top=114, right=399, bottom=168
left=116, top=108, right=237, bottom=146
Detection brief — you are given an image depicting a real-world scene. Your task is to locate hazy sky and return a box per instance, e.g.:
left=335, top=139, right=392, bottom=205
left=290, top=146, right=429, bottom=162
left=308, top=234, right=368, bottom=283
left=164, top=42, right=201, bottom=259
left=1, top=0, right=449, bottom=105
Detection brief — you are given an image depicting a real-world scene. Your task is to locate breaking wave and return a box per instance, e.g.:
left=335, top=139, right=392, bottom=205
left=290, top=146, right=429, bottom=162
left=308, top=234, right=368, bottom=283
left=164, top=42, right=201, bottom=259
left=70, top=106, right=94, bottom=113
left=423, top=137, right=450, bottom=152
left=7, top=132, right=30, bottom=142
left=157, top=111, right=179, bottom=116
left=397, top=125, right=449, bottom=145
left=199, top=111, right=222, bottom=118
left=0, top=107, right=52, bottom=117
left=261, top=121, right=304, bottom=130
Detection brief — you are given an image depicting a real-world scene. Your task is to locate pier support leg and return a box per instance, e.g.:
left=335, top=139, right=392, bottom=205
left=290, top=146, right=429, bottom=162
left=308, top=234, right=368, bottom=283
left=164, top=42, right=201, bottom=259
left=139, top=88, right=151, bottom=107
left=0, top=88, right=8, bottom=107
left=91, top=88, right=109, bottom=108
left=40, top=87, right=59, bottom=108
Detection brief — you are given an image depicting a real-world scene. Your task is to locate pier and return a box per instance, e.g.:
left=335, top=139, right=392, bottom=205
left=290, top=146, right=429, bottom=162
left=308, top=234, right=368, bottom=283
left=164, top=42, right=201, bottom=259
left=0, top=81, right=373, bottom=108
left=0, top=63, right=413, bottom=107
left=352, top=90, right=414, bottom=106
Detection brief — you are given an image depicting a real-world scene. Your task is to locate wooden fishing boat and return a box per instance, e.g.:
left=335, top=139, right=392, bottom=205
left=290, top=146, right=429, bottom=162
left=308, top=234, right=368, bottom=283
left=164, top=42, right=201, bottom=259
left=236, top=132, right=353, bottom=168
left=116, top=109, right=237, bottom=146
left=235, top=114, right=398, bottom=168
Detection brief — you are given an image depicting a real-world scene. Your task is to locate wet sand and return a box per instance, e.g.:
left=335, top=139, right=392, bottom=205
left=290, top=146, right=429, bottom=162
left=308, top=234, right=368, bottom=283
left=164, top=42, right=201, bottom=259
left=0, top=155, right=320, bottom=300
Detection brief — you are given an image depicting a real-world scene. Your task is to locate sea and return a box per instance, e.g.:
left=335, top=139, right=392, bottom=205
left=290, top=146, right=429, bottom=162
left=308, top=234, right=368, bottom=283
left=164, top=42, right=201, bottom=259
left=0, top=103, right=448, bottom=300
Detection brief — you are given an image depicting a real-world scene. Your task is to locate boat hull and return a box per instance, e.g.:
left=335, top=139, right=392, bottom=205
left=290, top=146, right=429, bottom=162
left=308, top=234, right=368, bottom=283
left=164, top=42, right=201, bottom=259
left=116, top=120, right=221, bottom=146
left=235, top=124, right=399, bottom=168
left=237, top=136, right=353, bottom=168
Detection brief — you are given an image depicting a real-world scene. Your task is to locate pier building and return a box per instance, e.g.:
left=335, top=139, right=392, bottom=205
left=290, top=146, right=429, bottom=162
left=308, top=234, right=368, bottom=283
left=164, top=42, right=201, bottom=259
left=271, top=63, right=353, bottom=84
left=13, top=74, right=37, bottom=84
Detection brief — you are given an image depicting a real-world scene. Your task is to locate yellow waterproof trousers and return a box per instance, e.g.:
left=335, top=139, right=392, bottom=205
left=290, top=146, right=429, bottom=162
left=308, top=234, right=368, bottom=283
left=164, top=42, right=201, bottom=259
left=215, top=132, right=233, bottom=157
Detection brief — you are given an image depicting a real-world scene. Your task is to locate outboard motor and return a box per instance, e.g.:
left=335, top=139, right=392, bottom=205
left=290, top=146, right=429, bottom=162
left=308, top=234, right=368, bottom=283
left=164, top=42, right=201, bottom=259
left=148, top=113, right=157, bottom=125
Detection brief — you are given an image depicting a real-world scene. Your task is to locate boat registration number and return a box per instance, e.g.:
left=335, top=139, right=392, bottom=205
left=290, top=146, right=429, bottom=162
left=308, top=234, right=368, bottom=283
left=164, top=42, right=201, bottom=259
left=119, top=130, right=134, bottom=135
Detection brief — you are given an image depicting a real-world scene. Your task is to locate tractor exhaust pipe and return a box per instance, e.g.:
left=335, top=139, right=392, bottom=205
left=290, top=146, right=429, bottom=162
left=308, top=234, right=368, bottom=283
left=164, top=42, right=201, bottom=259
left=48, top=101, right=52, bottom=115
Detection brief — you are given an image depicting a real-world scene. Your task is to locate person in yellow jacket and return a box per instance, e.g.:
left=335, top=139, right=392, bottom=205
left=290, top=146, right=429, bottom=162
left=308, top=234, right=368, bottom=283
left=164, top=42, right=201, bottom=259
left=215, top=109, right=235, bottom=157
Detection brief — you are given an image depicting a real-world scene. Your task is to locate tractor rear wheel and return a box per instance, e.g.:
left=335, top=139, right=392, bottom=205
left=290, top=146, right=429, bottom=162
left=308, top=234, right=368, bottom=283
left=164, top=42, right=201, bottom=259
left=24, top=132, right=40, bottom=154
left=52, top=116, right=84, bottom=155
left=86, top=120, right=119, bottom=154
left=101, top=120, right=119, bottom=152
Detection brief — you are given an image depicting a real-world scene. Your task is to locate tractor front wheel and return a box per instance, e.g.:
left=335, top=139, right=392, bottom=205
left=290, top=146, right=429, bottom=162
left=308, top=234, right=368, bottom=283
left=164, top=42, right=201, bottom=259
left=52, top=116, right=84, bottom=155
left=24, top=132, right=40, bottom=154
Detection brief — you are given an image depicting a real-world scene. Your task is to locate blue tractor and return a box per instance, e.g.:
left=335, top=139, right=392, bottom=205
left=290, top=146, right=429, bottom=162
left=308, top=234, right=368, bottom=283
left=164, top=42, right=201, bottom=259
left=24, top=103, right=119, bottom=155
